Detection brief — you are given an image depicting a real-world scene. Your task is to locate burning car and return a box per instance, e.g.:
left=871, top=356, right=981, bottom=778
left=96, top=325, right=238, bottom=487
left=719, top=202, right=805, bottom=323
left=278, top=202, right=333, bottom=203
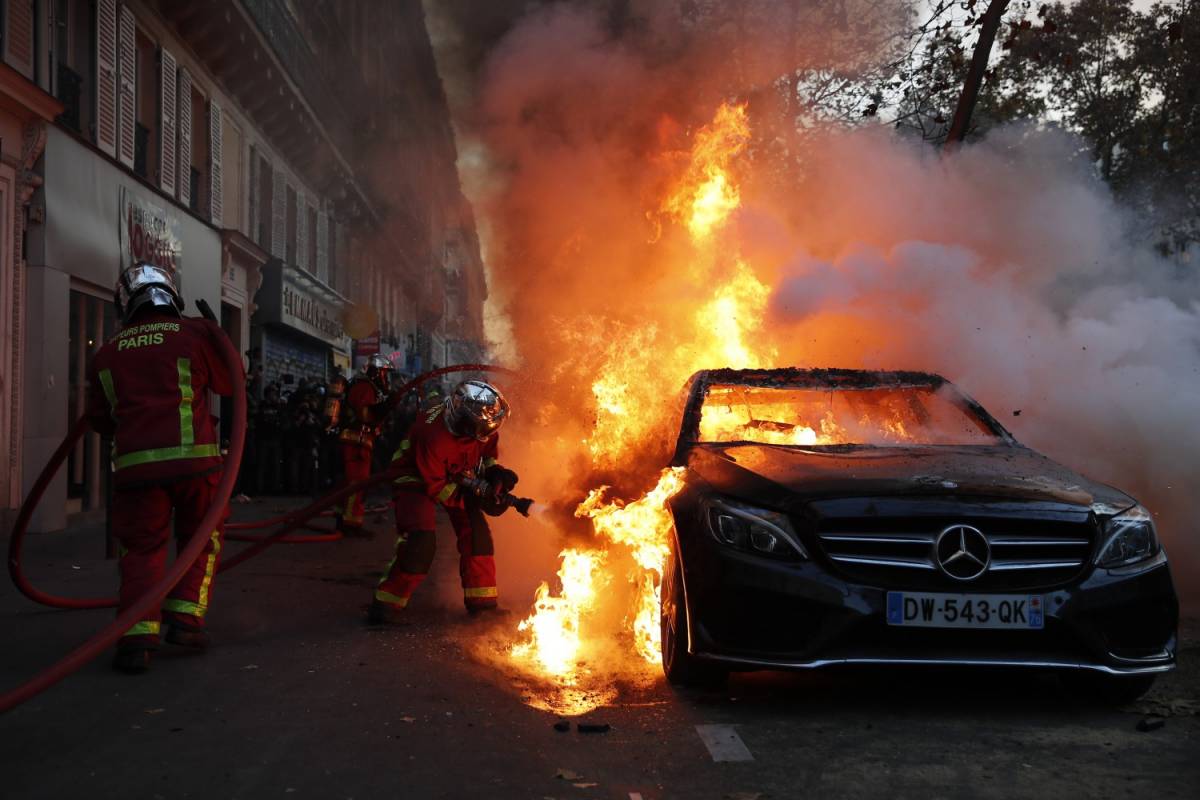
left=660, top=368, right=1178, bottom=701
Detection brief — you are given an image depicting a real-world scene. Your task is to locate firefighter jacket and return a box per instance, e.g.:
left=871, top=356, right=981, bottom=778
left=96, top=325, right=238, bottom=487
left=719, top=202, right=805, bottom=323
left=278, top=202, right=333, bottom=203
left=339, top=377, right=391, bottom=449
left=391, top=406, right=499, bottom=508
left=85, top=313, right=235, bottom=488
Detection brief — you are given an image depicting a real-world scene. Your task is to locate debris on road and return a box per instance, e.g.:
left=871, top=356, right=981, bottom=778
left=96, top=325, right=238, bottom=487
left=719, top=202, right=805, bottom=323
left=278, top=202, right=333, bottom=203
left=577, top=722, right=610, bottom=734
left=555, top=769, right=583, bottom=781
left=241, top=664, right=259, bottom=671
left=553, top=720, right=570, bottom=732
left=1136, top=717, right=1167, bottom=733
left=144, top=708, right=165, bottom=715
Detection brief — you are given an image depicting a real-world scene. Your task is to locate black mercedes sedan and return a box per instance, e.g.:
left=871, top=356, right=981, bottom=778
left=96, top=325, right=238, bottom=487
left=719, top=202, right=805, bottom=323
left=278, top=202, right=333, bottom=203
left=661, top=368, right=1178, bottom=701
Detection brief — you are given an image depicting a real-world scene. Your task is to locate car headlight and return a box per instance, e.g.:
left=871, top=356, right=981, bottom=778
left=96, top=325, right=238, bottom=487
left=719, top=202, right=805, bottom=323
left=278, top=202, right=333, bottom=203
left=705, top=497, right=808, bottom=560
left=1096, top=505, right=1160, bottom=568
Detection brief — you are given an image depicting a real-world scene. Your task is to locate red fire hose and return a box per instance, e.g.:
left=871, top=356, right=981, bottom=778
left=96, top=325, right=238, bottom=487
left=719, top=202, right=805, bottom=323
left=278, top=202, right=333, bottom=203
left=0, top=324, right=247, bottom=713
left=1, top=361, right=515, bottom=713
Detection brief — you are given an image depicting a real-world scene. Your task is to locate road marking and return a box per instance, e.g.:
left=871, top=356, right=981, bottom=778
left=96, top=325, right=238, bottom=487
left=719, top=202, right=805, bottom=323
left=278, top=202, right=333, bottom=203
left=695, top=724, right=754, bottom=762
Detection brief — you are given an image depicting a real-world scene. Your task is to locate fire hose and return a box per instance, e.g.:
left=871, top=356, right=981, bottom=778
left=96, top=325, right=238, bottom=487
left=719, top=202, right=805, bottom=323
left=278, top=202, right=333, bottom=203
left=2, top=360, right=518, bottom=713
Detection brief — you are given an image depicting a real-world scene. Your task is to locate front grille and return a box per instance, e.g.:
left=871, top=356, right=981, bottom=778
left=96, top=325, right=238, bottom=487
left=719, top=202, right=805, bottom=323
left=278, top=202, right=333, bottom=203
left=815, top=513, right=1096, bottom=591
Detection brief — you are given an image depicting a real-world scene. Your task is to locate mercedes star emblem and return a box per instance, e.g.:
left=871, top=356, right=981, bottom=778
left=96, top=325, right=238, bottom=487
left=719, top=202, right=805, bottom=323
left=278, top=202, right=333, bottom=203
left=934, top=524, right=991, bottom=581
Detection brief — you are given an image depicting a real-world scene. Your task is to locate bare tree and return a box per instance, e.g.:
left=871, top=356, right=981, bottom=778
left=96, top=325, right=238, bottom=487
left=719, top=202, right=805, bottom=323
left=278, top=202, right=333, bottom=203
left=945, top=0, right=1012, bottom=146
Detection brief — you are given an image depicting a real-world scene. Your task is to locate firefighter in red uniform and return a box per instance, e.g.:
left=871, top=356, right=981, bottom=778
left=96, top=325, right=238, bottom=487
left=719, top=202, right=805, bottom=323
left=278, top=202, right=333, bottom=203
left=336, top=354, right=394, bottom=536
left=85, top=261, right=237, bottom=674
left=369, top=380, right=518, bottom=622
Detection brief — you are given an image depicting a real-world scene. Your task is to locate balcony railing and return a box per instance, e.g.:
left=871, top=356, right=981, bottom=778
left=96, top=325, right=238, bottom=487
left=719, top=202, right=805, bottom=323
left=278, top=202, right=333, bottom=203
left=239, top=0, right=351, bottom=153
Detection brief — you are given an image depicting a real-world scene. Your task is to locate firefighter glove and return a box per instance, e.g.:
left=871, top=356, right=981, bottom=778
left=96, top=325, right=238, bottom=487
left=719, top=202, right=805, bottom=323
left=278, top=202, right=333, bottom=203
left=484, top=464, right=519, bottom=493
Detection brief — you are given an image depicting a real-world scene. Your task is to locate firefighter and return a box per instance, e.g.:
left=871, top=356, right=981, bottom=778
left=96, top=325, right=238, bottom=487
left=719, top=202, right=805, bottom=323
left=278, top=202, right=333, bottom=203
left=335, top=354, right=394, bottom=536
left=421, top=384, right=444, bottom=412
left=369, top=380, right=518, bottom=622
left=85, top=261, right=237, bottom=674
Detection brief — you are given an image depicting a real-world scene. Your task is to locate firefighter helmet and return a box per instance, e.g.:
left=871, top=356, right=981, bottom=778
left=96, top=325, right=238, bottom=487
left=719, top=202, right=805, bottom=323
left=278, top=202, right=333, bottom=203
left=364, top=353, right=392, bottom=393
left=445, top=380, right=509, bottom=441
left=114, top=261, right=184, bottom=324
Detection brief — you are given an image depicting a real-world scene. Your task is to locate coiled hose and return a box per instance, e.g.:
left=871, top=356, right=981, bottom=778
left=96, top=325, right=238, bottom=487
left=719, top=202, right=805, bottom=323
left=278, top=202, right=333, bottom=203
left=1, top=361, right=514, bottom=713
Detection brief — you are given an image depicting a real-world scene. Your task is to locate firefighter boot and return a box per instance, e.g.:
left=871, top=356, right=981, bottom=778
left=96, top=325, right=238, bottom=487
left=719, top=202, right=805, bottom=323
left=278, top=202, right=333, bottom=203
left=367, top=600, right=407, bottom=625
left=112, top=645, right=153, bottom=674
left=336, top=513, right=370, bottom=539
left=164, top=619, right=211, bottom=650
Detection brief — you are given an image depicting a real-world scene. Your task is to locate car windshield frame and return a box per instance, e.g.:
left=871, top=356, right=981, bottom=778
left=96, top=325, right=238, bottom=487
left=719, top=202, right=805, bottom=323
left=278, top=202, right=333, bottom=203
left=672, top=368, right=1016, bottom=459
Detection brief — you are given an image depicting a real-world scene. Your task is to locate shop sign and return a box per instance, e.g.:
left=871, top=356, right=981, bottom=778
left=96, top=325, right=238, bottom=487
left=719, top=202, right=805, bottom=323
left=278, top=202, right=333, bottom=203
left=283, top=283, right=344, bottom=341
left=355, top=331, right=380, bottom=356
left=256, top=260, right=348, bottom=348
left=119, top=186, right=182, bottom=272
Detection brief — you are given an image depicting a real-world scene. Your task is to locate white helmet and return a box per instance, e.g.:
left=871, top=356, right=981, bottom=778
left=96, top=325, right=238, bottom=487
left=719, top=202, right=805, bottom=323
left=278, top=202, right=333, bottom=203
left=445, top=380, right=509, bottom=441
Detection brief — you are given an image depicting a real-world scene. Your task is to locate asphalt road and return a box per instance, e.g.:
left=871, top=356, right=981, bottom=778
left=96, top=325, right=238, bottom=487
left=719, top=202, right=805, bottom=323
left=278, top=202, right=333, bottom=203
left=2, top=497, right=1197, bottom=800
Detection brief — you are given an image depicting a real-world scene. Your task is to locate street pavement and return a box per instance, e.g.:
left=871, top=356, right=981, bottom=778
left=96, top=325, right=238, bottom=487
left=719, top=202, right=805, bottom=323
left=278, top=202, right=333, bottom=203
left=2, top=496, right=1198, bottom=799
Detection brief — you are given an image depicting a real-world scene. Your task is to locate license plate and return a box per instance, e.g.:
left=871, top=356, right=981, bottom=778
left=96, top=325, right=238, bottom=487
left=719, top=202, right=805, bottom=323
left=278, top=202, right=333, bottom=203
left=886, top=592, right=1044, bottom=630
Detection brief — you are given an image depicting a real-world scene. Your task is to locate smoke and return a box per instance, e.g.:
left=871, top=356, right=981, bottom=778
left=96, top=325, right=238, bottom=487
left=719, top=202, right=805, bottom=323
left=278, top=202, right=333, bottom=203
left=430, top=0, right=1198, bottom=658
left=762, top=125, right=1200, bottom=601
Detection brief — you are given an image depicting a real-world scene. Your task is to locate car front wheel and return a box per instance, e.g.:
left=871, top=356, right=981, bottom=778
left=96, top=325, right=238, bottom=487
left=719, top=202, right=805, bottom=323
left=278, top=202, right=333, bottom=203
left=661, top=550, right=727, bottom=689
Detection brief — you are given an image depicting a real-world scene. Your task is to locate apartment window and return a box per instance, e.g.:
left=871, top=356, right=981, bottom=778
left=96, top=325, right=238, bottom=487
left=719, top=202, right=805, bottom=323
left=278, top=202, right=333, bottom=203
left=189, top=85, right=209, bottom=214
left=133, top=28, right=157, bottom=181
left=53, top=0, right=96, bottom=136
left=285, top=185, right=297, bottom=265
left=307, top=205, right=317, bottom=276
left=255, top=154, right=271, bottom=248
left=329, top=221, right=340, bottom=293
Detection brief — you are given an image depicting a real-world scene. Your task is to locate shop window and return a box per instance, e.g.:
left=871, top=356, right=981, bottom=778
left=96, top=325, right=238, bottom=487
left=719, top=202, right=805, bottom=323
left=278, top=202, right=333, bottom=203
left=67, top=289, right=119, bottom=515
left=133, top=27, right=158, bottom=181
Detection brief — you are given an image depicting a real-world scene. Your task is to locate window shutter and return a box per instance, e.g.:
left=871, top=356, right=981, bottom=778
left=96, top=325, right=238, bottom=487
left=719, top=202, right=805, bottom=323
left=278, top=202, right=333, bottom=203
left=176, top=67, right=192, bottom=203
left=208, top=100, right=223, bottom=225
left=296, top=196, right=309, bottom=271
left=316, top=208, right=329, bottom=283
left=95, top=0, right=119, bottom=158
left=159, top=49, right=177, bottom=194
left=271, top=167, right=286, bottom=257
left=4, top=0, right=35, bottom=79
left=117, top=5, right=136, bottom=169
left=248, top=145, right=259, bottom=241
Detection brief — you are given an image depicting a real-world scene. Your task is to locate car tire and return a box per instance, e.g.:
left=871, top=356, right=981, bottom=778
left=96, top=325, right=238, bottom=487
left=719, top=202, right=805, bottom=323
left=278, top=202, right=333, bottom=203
left=1068, top=672, right=1157, bottom=705
left=661, top=551, right=727, bottom=690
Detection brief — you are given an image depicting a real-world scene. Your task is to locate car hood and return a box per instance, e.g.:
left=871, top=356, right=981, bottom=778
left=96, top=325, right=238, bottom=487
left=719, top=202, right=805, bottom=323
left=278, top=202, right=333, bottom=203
left=686, top=443, right=1135, bottom=510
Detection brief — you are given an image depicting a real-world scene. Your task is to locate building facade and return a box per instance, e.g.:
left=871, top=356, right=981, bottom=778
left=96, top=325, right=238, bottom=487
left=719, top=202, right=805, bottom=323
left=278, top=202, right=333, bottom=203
left=1, top=0, right=485, bottom=532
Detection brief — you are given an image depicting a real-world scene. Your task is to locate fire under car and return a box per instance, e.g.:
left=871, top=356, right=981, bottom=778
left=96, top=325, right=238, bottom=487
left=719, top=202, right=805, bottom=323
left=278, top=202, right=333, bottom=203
left=660, top=368, right=1179, bottom=702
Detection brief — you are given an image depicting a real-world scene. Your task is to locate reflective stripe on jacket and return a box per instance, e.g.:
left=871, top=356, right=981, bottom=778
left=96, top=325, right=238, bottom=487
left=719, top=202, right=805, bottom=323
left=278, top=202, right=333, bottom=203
left=86, top=313, right=235, bottom=488
left=390, top=406, right=499, bottom=508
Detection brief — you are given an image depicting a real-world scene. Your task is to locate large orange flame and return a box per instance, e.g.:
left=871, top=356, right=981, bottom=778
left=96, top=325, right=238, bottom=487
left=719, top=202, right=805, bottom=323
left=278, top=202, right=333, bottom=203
left=507, top=102, right=776, bottom=709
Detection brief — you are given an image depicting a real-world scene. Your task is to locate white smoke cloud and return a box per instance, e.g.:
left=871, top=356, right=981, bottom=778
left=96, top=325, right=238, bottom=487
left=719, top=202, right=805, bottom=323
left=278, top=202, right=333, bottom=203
left=764, top=125, right=1200, bottom=599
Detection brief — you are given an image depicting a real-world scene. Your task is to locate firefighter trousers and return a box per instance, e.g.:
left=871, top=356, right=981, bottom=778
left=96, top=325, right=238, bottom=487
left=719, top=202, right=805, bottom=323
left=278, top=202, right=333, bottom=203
left=374, top=489, right=498, bottom=611
left=339, top=442, right=373, bottom=528
left=109, top=471, right=228, bottom=648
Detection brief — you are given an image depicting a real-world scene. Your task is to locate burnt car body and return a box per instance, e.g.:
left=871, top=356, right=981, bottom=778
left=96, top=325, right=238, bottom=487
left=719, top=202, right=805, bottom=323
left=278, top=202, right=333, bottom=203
left=661, top=368, right=1178, bottom=700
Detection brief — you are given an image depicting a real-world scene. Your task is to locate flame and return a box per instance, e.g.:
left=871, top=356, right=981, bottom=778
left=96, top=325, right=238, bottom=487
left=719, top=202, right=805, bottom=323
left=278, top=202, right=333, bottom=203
left=510, top=548, right=608, bottom=682
left=507, top=102, right=774, bottom=700
left=661, top=102, right=750, bottom=239
left=576, top=467, right=687, bottom=662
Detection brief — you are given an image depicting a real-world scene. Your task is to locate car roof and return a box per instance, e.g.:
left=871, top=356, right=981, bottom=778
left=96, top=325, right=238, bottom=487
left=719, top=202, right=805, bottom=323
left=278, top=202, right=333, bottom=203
left=689, top=367, right=949, bottom=390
